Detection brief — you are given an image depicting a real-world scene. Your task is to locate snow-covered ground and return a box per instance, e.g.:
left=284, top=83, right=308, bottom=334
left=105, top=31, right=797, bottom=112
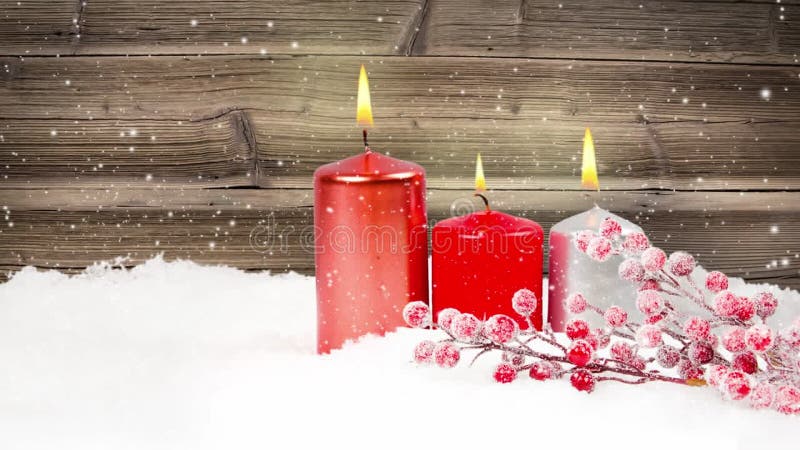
left=0, top=258, right=797, bottom=450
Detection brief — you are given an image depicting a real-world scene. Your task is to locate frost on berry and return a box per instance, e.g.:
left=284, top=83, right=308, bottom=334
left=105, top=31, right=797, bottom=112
left=565, top=293, right=588, bottom=314
left=636, top=324, right=663, bottom=348
left=529, top=361, right=553, bottom=381
left=754, top=292, right=778, bottom=319
left=722, top=371, right=751, bottom=401
left=782, top=325, right=800, bottom=349
left=493, top=363, right=517, bottom=384
left=645, top=312, right=667, bottom=324
left=586, top=236, right=613, bottom=262
left=714, top=291, right=738, bottom=318
left=734, top=296, right=756, bottom=322
left=567, top=340, right=594, bottom=367
left=502, top=351, right=525, bottom=368
left=640, top=247, right=666, bottom=272
left=745, top=324, right=774, bottom=353
left=722, top=327, right=747, bottom=353
left=707, top=364, right=729, bottom=387
left=604, top=306, right=628, bottom=328
left=610, top=341, right=634, bottom=363
left=775, top=385, right=800, bottom=415
left=636, top=290, right=664, bottom=316
left=402, top=301, right=431, bottom=328
left=682, top=316, right=711, bottom=342
left=667, top=251, right=695, bottom=277
left=638, top=279, right=660, bottom=292
left=484, top=314, right=519, bottom=344
left=678, top=359, right=704, bottom=380
left=732, top=352, right=758, bottom=374
left=413, top=340, right=436, bottom=364
left=574, top=230, right=596, bottom=253
left=705, top=271, right=729, bottom=293
left=570, top=369, right=596, bottom=392
left=622, top=232, right=650, bottom=255
left=618, top=259, right=645, bottom=283
left=688, top=342, right=714, bottom=365
left=511, top=289, right=538, bottom=317
left=433, top=342, right=461, bottom=368
left=599, top=217, right=622, bottom=238
left=749, top=383, right=775, bottom=410
left=656, top=345, right=680, bottom=369
left=565, top=318, right=591, bottom=340
left=450, top=313, right=482, bottom=341
left=436, top=308, right=460, bottom=331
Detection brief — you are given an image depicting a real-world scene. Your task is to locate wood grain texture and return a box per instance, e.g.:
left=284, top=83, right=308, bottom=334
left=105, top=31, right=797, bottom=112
left=2, top=55, right=800, bottom=189
left=1, top=189, right=798, bottom=289
left=0, top=0, right=77, bottom=56
left=417, top=0, right=800, bottom=64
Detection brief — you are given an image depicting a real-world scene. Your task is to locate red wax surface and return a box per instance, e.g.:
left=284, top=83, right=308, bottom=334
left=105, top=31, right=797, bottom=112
left=314, top=150, right=428, bottom=354
left=432, top=209, right=544, bottom=329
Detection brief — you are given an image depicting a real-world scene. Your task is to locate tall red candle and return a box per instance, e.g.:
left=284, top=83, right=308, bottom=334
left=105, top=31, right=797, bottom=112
left=314, top=66, right=428, bottom=354
left=431, top=156, right=544, bottom=329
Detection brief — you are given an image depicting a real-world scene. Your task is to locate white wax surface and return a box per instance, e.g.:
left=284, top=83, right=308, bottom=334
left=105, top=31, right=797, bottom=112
left=548, top=206, right=643, bottom=330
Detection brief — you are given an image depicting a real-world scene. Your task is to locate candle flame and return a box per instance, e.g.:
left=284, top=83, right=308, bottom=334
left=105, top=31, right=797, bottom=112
left=475, top=153, right=486, bottom=192
left=581, top=128, right=600, bottom=191
left=356, top=65, right=374, bottom=127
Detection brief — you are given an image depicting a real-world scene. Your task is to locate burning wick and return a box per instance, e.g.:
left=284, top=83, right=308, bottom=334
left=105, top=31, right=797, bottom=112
left=363, top=128, right=369, bottom=150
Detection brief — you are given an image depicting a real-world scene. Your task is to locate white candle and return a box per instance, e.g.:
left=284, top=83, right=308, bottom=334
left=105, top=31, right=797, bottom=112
left=547, top=205, right=643, bottom=330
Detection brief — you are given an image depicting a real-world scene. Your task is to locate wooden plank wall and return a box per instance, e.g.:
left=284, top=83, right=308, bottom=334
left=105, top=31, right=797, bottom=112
left=1, top=0, right=799, bottom=288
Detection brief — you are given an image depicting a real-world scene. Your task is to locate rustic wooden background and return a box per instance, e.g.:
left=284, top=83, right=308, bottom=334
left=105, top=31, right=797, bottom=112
left=1, top=0, right=799, bottom=288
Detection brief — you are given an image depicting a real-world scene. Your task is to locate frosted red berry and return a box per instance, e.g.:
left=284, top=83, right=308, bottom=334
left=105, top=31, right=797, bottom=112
left=705, top=271, right=728, bottom=293
left=745, top=324, right=774, bottom=353
left=636, top=324, right=663, bottom=348
left=433, top=342, right=461, bottom=368
left=574, top=230, right=596, bottom=253
left=688, top=342, right=714, bottom=365
left=678, top=359, right=704, bottom=380
left=570, top=369, right=596, bottom=393
left=640, top=247, right=666, bottom=272
left=782, top=325, right=800, bottom=349
left=732, top=351, right=758, bottom=374
left=754, top=292, right=778, bottom=319
left=631, top=357, right=647, bottom=371
left=413, top=340, right=436, bottom=364
left=656, top=345, right=681, bottom=368
left=749, top=383, right=775, bottom=410
left=645, top=312, right=667, bottom=324
left=723, top=371, right=751, bottom=401
left=604, top=306, right=628, bottom=328
left=529, top=361, right=553, bottom=381
left=722, top=327, right=747, bottom=353
left=714, top=291, right=738, bottom=317
left=436, top=308, right=460, bottom=331
left=707, top=364, right=729, bottom=387
left=734, top=296, right=756, bottom=322
left=511, top=289, right=538, bottom=317
left=567, top=340, right=594, bottom=367
left=682, top=316, right=711, bottom=342
left=638, top=278, right=661, bottom=291
left=502, top=351, right=525, bottom=368
left=775, top=385, right=800, bottom=415
left=599, top=217, right=622, bottom=238
left=484, top=314, right=519, bottom=344
left=450, top=313, right=482, bottom=341
left=565, top=318, right=590, bottom=340
left=611, top=341, right=634, bottom=363
left=618, top=259, right=645, bottom=283
left=587, top=236, right=613, bottom=262
left=636, top=290, right=664, bottom=316
left=667, top=251, right=695, bottom=276
left=402, top=301, right=431, bottom=328
left=622, top=232, right=650, bottom=255
left=565, top=293, right=588, bottom=314
left=493, top=363, right=517, bottom=384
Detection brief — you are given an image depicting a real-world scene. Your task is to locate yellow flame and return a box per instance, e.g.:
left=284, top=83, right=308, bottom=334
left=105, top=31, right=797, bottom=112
left=356, top=65, right=374, bottom=127
left=475, top=153, right=486, bottom=192
left=581, top=128, right=600, bottom=191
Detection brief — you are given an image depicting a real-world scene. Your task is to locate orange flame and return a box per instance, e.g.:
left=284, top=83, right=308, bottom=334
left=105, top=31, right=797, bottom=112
left=475, top=153, right=486, bottom=192
left=581, top=128, right=599, bottom=191
left=356, top=65, right=374, bottom=127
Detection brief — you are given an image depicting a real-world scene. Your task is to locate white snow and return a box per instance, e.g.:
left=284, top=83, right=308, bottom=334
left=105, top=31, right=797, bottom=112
left=0, top=257, right=798, bottom=450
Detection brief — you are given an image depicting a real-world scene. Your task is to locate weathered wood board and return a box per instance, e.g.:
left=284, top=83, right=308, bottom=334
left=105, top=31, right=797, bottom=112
left=1, top=189, right=797, bottom=288
left=2, top=55, right=800, bottom=190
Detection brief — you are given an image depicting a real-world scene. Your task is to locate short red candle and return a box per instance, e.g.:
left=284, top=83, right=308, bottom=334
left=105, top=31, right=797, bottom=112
left=314, top=150, right=428, bottom=354
left=432, top=206, right=544, bottom=329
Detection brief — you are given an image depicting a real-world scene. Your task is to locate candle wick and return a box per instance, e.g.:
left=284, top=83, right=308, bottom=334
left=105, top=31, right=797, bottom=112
left=362, top=129, right=369, bottom=151
left=474, top=193, right=491, bottom=212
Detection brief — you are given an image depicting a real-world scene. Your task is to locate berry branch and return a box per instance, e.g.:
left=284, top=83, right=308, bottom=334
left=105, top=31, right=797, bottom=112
left=403, top=217, right=800, bottom=416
